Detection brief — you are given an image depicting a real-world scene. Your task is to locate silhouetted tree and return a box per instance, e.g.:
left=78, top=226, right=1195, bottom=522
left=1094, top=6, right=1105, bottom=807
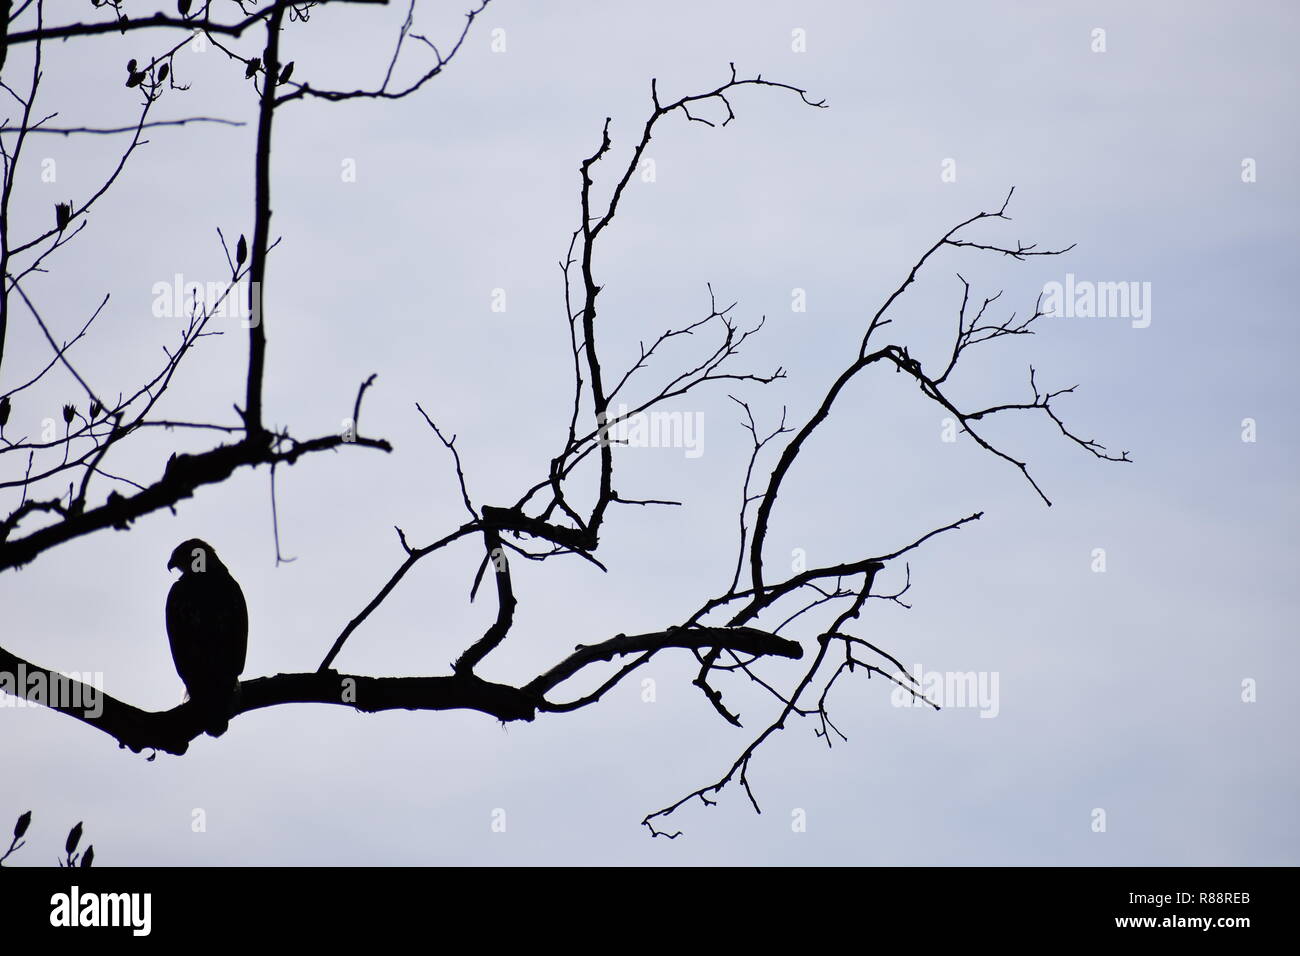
left=0, top=0, right=1127, bottom=839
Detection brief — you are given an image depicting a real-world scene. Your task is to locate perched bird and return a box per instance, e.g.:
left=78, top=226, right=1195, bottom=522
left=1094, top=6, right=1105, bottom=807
left=165, top=539, right=248, bottom=737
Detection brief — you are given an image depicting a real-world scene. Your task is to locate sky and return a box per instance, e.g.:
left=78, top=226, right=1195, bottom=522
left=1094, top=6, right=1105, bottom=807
left=1, top=0, right=1297, bottom=865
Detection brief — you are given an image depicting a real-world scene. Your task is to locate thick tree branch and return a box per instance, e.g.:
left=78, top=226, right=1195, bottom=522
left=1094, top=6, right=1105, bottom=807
left=3, top=0, right=386, bottom=46
left=526, top=626, right=804, bottom=699
left=0, top=641, right=534, bottom=756
left=2, top=625, right=804, bottom=756
left=0, top=426, right=390, bottom=573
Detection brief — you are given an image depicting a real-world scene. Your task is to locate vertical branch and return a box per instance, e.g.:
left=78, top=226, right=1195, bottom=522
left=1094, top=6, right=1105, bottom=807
left=577, top=122, right=614, bottom=538
left=0, top=0, right=41, bottom=378
left=0, top=0, right=13, bottom=75
left=453, top=528, right=517, bottom=675
left=243, top=4, right=285, bottom=438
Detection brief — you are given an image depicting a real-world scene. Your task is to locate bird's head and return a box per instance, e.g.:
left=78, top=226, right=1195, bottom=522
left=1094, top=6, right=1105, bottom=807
left=168, top=538, right=220, bottom=574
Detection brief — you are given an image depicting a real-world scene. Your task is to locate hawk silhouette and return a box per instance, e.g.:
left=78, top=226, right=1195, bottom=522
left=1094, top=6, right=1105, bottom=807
left=166, top=538, right=248, bottom=737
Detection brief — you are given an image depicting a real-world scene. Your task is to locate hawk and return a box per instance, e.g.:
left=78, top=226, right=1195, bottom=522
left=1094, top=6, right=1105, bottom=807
left=165, top=538, right=248, bottom=737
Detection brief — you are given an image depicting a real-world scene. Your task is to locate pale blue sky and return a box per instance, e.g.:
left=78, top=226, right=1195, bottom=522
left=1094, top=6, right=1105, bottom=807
left=1, top=0, right=1296, bottom=864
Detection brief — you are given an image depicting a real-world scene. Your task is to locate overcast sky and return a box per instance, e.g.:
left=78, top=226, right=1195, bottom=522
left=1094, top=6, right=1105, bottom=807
left=2, top=0, right=1297, bottom=865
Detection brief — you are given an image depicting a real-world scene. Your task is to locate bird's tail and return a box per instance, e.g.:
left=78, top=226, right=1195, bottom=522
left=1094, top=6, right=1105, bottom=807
left=205, top=713, right=229, bottom=738
left=192, top=687, right=236, bottom=738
